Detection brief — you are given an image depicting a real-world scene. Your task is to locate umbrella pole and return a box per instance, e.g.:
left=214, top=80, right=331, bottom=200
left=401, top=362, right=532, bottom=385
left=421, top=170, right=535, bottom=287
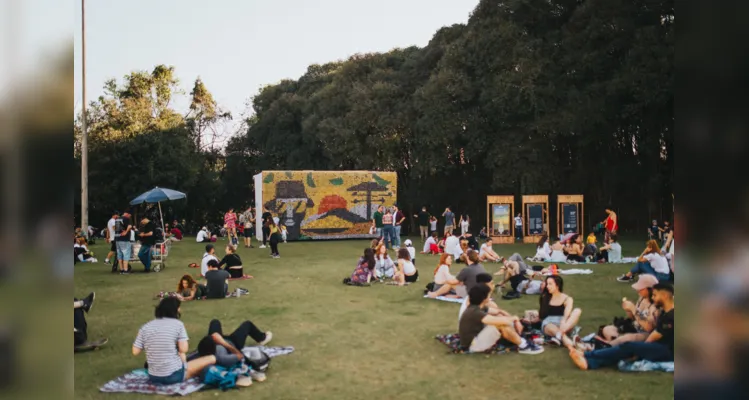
left=158, top=201, right=165, bottom=236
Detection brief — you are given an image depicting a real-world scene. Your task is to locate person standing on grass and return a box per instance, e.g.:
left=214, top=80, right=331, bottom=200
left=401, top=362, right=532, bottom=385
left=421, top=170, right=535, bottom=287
left=105, top=211, right=118, bottom=265
left=568, top=283, right=674, bottom=370
left=132, top=297, right=217, bottom=385
left=268, top=220, right=281, bottom=258
left=381, top=209, right=395, bottom=250
left=414, top=206, right=430, bottom=241
left=241, top=206, right=254, bottom=248
left=514, top=213, right=523, bottom=241
left=429, top=216, right=438, bottom=235
left=115, top=212, right=133, bottom=275
left=260, top=207, right=272, bottom=249
left=459, top=285, right=544, bottom=354
left=602, top=207, right=618, bottom=243
left=442, top=207, right=455, bottom=235
left=137, top=217, right=155, bottom=273
left=372, top=205, right=384, bottom=238
left=460, top=215, right=470, bottom=236
left=393, top=205, right=406, bottom=248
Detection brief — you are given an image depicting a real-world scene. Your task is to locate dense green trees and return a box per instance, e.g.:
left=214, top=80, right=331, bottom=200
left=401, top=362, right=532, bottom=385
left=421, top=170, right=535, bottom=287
left=75, top=0, right=674, bottom=233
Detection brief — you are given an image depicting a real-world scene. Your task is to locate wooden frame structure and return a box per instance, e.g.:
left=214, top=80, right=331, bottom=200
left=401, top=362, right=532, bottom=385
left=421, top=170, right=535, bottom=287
left=558, top=194, right=584, bottom=238
left=522, top=195, right=549, bottom=243
left=486, top=195, right=514, bottom=244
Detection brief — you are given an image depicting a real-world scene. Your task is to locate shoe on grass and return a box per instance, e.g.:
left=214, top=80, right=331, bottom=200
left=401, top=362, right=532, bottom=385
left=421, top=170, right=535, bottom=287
left=249, top=370, right=266, bottom=382
left=83, top=292, right=95, bottom=313
left=259, top=331, right=273, bottom=346
left=616, top=275, right=633, bottom=282
left=518, top=342, right=544, bottom=355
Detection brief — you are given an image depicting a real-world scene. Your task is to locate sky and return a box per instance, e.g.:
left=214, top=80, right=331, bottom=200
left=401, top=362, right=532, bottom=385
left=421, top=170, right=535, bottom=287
left=68, top=0, right=478, bottom=121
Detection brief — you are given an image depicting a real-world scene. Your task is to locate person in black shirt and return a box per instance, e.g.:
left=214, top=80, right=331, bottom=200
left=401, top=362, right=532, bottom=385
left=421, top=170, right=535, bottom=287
left=261, top=207, right=273, bottom=249
left=413, top=207, right=430, bottom=241
left=138, top=218, right=156, bottom=272
left=115, top=212, right=133, bottom=274
left=204, top=260, right=231, bottom=299
left=217, top=245, right=249, bottom=279
left=568, top=283, right=674, bottom=370
left=648, top=219, right=660, bottom=242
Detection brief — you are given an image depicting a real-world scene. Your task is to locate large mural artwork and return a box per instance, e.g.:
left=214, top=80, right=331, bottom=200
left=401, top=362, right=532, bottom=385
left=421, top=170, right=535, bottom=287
left=253, top=171, right=398, bottom=241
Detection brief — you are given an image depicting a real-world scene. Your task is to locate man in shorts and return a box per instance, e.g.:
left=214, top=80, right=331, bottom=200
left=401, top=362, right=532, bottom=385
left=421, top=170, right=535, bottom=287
left=442, top=207, right=455, bottom=235
left=115, top=212, right=133, bottom=275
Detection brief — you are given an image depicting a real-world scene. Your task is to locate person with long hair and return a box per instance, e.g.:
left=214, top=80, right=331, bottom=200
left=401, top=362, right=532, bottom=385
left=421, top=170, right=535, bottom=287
left=224, top=208, right=238, bottom=246
left=175, top=275, right=207, bottom=301
left=525, top=275, right=582, bottom=347
left=217, top=245, right=249, bottom=279
left=548, top=239, right=567, bottom=262
left=617, top=240, right=670, bottom=282
left=268, top=220, right=281, bottom=258
left=348, top=248, right=377, bottom=285
left=373, top=243, right=395, bottom=280
left=479, top=238, right=501, bottom=263
left=132, top=297, right=217, bottom=385
left=602, top=207, right=618, bottom=243
left=426, top=254, right=467, bottom=298
left=565, top=234, right=586, bottom=263
left=530, top=234, right=552, bottom=262
left=394, top=248, right=419, bottom=286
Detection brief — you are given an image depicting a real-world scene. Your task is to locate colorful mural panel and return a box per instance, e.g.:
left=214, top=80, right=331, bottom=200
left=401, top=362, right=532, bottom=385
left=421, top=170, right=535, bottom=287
left=255, top=171, right=398, bottom=241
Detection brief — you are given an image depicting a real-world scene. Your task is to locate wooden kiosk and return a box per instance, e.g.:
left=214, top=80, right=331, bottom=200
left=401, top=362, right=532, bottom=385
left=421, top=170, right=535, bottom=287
left=558, top=194, right=584, bottom=237
left=522, top=195, right=549, bottom=243
left=486, top=195, right=514, bottom=244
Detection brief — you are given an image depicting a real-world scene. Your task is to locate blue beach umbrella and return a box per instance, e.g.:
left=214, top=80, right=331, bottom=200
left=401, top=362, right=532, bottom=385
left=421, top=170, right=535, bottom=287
left=130, top=187, right=187, bottom=233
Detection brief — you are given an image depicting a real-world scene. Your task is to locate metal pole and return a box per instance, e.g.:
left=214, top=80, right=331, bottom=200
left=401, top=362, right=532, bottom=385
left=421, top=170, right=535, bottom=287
left=81, top=0, right=89, bottom=237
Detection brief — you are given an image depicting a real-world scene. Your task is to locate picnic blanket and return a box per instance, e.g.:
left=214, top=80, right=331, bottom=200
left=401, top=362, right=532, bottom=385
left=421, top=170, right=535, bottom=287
left=423, top=295, right=464, bottom=304
left=528, top=257, right=638, bottom=265
left=549, top=268, right=593, bottom=275
left=100, top=346, right=295, bottom=396
left=154, top=288, right=249, bottom=300
left=435, top=327, right=581, bottom=354
left=618, top=359, right=674, bottom=373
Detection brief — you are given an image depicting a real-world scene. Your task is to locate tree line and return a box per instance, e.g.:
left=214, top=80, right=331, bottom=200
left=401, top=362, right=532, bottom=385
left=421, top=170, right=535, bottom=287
left=75, top=0, right=674, bottom=235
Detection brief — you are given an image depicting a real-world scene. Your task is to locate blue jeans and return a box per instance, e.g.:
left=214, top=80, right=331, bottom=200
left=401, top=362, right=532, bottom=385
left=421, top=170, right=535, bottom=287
left=394, top=225, right=402, bottom=247
left=515, top=225, right=522, bottom=239
left=149, top=363, right=186, bottom=385
left=630, top=261, right=670, bottom=282
left=584, top=341, right=672, bottom=370
left=376, top=227, right=382, bottom=237
left=382, top=225, right=395, bottom=249
left=138, top=244, right=152, bottom=271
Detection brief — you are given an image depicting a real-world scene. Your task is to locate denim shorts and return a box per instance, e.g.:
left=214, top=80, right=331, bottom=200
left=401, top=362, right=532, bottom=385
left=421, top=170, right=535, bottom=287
left=149, top=363, right=186, bottom=385
left=541, top=316, right=564, bottom=332
left=116, top=241, right=132, bottom=260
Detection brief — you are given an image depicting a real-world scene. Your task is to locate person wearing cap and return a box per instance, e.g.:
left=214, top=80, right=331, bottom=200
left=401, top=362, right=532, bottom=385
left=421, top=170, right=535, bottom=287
left=568, top=283, right=674, bottom=370
left=115, top=212, right=133, bottom=274
left=196, top=227, right=210, bottom=243
left=200, top=244, right=219, bottom=277
left=404, top=239, right=416, bottom=266
left=607, top=274, right=661, bottom=346
left=138, top=217, right=156, bottom=272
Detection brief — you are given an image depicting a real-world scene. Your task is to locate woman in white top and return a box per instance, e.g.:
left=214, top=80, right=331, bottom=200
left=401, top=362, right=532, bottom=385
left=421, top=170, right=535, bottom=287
left=426, top=254, right=466, bottom=298
left=548, top=240, right=567, bottom=262
left=530, top=234, right=552, bottom=262
left=478, top=238, right=501, bottom=262
left=617, top=240, right=671, bottom=282
left=460, top=215, right=470, bottom=236
left=373, top=244, right=395, bottom=280
left=394, top=248, right=418, bottom=286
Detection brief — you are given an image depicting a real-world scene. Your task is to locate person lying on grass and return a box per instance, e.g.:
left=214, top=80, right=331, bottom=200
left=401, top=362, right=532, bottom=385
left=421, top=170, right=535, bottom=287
left=393, top=248, right=419, bottom=286
left=568, top=283, right=674, bottom=370
left=459, top=284, right=544, bottom=354
left=132, top=297, right=217, bottom=385
left=425, top=254, right=464, bottom=299
left=175, top=275, right=207, bottom=301
left=346, top=248, right=377, bottom=285
left=194, top=319, right=273, bottom=381
left=217, top=245, right=251, bottom=279
left=478, top=238, right=501, bottom=263
left=522, top=275, right=582, bottom=347
left=74, top=292, right=96, bottom=346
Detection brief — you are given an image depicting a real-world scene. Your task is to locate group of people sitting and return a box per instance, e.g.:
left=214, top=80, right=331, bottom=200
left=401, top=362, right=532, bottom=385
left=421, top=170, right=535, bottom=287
left=421, top=231, right=504, bottom=265
left=344, top=238, right=419, bottom=286
left=529, top=232, right=623, bottom=264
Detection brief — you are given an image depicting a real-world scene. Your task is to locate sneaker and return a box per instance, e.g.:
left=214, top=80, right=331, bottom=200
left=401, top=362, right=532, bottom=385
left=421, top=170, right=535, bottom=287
left=259, top=331, right=273, bottom=346
left=248, top=370, right=266, bottom=382
left=104, top=259, right=110, bottom=264
left=259, top=245, right=266, bottom=249
left=549, top=336, right=562, bottom=346
left=519, top=342, right=544, bottom=355
left=616, top=275, right=633, bottom=282
left=82, top=292, right=95, bottom=313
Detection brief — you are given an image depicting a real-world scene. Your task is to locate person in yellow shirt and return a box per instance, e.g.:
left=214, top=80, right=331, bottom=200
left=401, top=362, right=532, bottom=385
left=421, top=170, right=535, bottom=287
left=269, top=221, right=281, bottom=258
left=587, top=232, right=597, bottom=245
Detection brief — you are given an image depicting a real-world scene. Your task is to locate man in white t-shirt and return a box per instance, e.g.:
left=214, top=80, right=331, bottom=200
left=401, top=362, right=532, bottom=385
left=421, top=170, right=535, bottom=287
left=196, top=227, right=210, bottom=243
left=445, top=232, right=462, bottom=262
left=514, top=213, right=523, bottom=240
left=479, top=238, right=501, bottom=262
left=105, top=211, right=118, bottom=264
left=200, top=244, right=219, bottom=277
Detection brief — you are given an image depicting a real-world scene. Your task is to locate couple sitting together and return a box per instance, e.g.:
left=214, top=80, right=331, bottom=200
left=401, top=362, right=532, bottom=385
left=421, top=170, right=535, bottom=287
left=200, top=244, right=249, bottom=279
left=177, top=257, right=244, bottom=300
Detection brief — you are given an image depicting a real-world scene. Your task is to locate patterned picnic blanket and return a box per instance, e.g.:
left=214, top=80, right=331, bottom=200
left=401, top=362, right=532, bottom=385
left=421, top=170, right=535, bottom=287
left=423, top=295, right=464, bottom=304
left=618, top=359, right=674, bottom=373
left=99, top=346, right=295, bottom=396
left=154, top=288, right=249, bottom=300
left=435, top=327, right=581, bottom=354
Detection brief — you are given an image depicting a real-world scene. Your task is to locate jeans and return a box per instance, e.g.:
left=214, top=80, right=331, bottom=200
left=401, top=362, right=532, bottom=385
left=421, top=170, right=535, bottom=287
left=630, top=261, right=671, bottom=282
left=376, top=227, right=382, bottom=237
left=382, top=225, right=395, bottom=249
left=515, top=225, right=522, bottom=239
left=149, top=364, right=186, bottom=385
left=208, top=319, right=267, bottom=347
left=138, top=244, right=152, bottom=271
left=116, top=241, right=131, bottom=260
left=584, top=341, right=673, bottom=370
left=394, top=225, right=402, bottom=247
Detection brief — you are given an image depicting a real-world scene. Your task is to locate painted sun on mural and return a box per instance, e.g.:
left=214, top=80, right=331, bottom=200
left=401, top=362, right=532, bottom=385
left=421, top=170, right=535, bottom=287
left=253, top=171, right=398, bottom=241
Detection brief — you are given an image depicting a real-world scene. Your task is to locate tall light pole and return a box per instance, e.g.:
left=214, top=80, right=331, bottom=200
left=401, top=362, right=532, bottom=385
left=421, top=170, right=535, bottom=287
left=80, top=0, right=89, bottom=237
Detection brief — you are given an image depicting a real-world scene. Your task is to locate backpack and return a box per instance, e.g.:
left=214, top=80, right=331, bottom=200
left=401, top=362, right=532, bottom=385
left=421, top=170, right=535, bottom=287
left=243, top=347, right=271, bottom=372
left=202, top=365, right=239, bottom=391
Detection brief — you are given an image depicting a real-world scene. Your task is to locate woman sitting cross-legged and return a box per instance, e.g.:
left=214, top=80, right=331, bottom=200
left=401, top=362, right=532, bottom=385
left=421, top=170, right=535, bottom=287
left=217, top=245, right=251, bottom=279
left=605, top=274, right=661, bottom=347
left=176, top=275, right=207, bottom=301
left=617, top=239, right=670, bottom=283
left=132, top=297, right=217, bottom=385
left=459, top=285, right=544, bottom=354
left=565, top=234, right=585, bottom=263
left=393, top=248, right=419, bottom=286
left=529, top=234, right=552, bottom=262
left=524, top=275, right=582, bottom=347
left=596, top=234, right=622, bottom=263
left=345, top=248, right=377, bottom=285
left=548, top=240, right=567, bottom=262
left=426, top=254, right=467, bottom=298
left=194, top=318, right=272, bottom=380
left=373, top=244, right=395, bottom=280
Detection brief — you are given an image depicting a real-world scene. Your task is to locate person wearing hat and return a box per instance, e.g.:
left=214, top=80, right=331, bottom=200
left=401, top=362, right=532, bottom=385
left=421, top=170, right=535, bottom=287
left=196, top=227, right=210, bottom=243
left=115, top=212, right=133, bottom=274
left=138, top=217, right=156, bottom=272
left=404, top=239, right=416, bottom=266
left=608, top=274, right=661, bottom=346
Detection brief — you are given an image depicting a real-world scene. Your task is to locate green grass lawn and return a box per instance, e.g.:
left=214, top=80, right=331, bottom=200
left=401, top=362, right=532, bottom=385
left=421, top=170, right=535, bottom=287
left=74, top=237, right=673, bottom=399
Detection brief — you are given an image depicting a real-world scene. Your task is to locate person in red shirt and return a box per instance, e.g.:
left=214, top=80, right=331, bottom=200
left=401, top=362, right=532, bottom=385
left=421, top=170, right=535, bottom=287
left=602, top=208, right=618, bottom=242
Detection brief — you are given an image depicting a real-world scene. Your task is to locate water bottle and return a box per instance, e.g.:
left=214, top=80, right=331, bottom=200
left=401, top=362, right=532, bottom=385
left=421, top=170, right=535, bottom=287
left=235, top=287, right=241, bottom=298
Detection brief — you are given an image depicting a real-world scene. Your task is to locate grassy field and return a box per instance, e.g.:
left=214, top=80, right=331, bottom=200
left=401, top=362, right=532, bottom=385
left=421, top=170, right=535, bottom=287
left=74, top=237, right=673, bottom=399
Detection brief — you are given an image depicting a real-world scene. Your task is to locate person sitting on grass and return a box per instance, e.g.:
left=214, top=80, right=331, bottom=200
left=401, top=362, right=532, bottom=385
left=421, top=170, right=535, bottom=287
left=523, top=275, right=582, bottom=347
left=404, top=239, right=417, bottom=265
left=194, top=319, right=273, bottom=381
left=346, top=248, right=377, bottom=285
left=175, top=275, right=207, bottom=301
left=426, top=254, right=465, bottom=299
left=74, top=292, right=96, bottom=346
left=204, top=260, right=230, bottom=299
left=617, top=239, right=670, bottom=283
left=430, top=250, right=487, bottom=299
left=132, top=297, right=217, bottom=385
left=200, top=244, right=219, bottom=277
left=394, top=248, right=419, bottom=286
left=568, top=283, right=674, bottom=370
left=217, top=245, right=250, bottom=279
left=422, top=231, right=440, bottom=254
left=458, top=272, right=522, bottom=325
left=565, top=234, right=586, bottom=263
left=74, top=237, right=98, bottom=264
left=478, top=238, right=501, bottom=263
left=596, top=234, right=622, bottom=263
left=437, top=234, right=447, bottom=254
left=373, top=244, right=395, bottom=280
left=606, top=274, right=661, bottom=347
left=549, top=240, right=567, bottom=262
left=530, top=234, right=552, bottom=262
left=459, top=285, right=544, bottom=354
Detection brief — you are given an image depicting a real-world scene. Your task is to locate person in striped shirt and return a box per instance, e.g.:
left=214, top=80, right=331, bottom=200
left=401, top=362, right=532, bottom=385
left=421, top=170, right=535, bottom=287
left=132, top=297, right=216, bottom=385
